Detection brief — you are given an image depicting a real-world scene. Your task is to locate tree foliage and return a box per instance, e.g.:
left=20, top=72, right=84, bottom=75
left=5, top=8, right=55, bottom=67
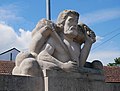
left=107, top=57, right=120, bottom=66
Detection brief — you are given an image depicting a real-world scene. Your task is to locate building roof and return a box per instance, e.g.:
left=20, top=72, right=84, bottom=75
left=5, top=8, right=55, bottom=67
left=104, top=66, right=120, bottom=82
left=0, top=48, right=20, bottom=55
left=0, top=60, right=15, bottom=75
left=0, top=61, right=119, bottom=82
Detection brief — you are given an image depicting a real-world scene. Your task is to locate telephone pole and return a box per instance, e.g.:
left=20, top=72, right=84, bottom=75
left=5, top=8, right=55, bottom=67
left=46, top=0, right=51, bottom=20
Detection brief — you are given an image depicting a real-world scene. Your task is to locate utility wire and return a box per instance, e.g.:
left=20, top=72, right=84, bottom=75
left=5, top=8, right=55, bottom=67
left=92, top=32, right=120, bottom=51
left=101, top=27, right=120, bottom=37
left=91, top=27, right=120, bottom=51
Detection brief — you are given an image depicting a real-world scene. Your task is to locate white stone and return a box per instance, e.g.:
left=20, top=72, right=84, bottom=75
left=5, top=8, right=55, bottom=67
left=13, top=10, right=98, bottom=76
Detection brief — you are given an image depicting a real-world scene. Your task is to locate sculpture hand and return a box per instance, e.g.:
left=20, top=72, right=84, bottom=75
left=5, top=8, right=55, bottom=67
left=61, top=61, right=78, bottom=72
left=84, top=26, right=96, bottom=44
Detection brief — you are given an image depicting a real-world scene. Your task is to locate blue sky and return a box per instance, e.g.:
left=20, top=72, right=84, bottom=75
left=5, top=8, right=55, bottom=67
left=0, top=0, right=120, bottom=65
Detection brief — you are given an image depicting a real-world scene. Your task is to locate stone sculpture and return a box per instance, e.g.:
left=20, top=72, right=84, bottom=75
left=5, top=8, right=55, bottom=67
left=12, top=10, right=103, bottom=77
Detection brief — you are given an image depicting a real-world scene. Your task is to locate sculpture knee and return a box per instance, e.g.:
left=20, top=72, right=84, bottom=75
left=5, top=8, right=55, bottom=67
left=12, top=66, right=20, bottom=75
left=32, top=19, right=52, bottom=37
left=19, top=58, right=43, bottom=77
left=15, top=51, right=35, bottom=66
left=29, top=26, right=53, bottom=54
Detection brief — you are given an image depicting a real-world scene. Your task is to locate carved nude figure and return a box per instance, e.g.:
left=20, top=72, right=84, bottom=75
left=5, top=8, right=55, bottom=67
left=37, top=10, right=96, bottom=71
left=12, top=10, right=99, bottom=77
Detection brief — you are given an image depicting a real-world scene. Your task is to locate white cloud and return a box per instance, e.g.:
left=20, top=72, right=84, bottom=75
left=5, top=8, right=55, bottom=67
left=0, top=3, right=34, bottom=29
left=15, top=28, right=31, bottom=50
left=80, top=8, right=120, bottom=25
left=96, top=35, right=103, bottom=43
left=0, top=4, right=24, bottom=23
left=0, top=23, right=31, bottom=53
left=88, top=50, right=120, bottom=66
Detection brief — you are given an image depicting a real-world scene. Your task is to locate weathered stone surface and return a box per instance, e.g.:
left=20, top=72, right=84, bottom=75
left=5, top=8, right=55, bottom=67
left=12, top=10, right=101, bottom=77
left=43, top=69, right=105, bottom=91
left=0, top=75, right=44, bottom=91
left=105, top=83, right=120, bottom=91
left=10, top=10, right=105, bottom=91
left=0, top=72, right=120, bottom=91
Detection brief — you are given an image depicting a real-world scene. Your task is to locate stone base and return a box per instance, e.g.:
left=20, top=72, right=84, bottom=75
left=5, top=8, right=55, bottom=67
left=0, top=68, right=106, bottom=91
left=0, top=74, right=43, bottom=91
left=43, top=69, right=105, bottom=91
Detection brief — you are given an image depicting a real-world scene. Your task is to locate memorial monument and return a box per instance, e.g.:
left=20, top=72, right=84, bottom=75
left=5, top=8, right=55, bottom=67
left=12, top=10, right=104, bottom=91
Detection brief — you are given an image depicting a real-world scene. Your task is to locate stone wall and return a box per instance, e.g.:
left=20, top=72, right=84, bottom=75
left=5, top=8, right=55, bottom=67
left=0, top=70, right=120, bottom=91
left=43, top=69, right=106, bottom=91
left=106, top=83, right=120, bottom=91
left=0, top=74, right=43, bottom=91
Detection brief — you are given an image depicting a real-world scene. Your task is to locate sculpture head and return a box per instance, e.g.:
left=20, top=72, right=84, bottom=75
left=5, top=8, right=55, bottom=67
left=78, top=23, right=96, bottom=43
left=57, top=10, right=85, bottom=44
left=57, top=10, right=79, bottom=29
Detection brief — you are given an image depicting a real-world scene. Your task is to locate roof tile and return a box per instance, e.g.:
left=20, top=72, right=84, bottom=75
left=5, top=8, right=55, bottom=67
left=0, top=60, right=15, bottom=75
left=104, top=66, right=120, bottom=82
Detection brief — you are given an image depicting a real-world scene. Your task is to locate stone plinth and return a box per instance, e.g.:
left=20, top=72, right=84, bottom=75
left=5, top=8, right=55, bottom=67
left=0, top=74, right=43, bottom=91
left=0, top=69, right=106, bottom=91
left=43, top=69, right=105, bottom=91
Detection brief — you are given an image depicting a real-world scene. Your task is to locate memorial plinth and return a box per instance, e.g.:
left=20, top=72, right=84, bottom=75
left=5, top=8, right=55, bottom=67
left=0, top=68, right=105, bottom=91
left=0, top=74, right=43, bottom=91
left=43, top=69, right=105, bottom=91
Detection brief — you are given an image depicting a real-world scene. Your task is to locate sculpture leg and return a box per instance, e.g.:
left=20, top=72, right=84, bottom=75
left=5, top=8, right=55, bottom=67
left=19, top=58, right=45, bottom=91
left=12, top=51, right=37, bottom=75
left=37, top=60, right=60, bottom=70
left=12, top=66, right=21, bottom=75
left=19, top=58, right=43, bottom=77
left=15, top=51, right=35, bottom=66
left=29, top=26, right=52, bottom=54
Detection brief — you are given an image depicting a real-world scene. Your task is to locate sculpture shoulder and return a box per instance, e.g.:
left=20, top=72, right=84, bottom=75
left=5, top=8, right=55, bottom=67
left=32, top=18, right=58, bottom=37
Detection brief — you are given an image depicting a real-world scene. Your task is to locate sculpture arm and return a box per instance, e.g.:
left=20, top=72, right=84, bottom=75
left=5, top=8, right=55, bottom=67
left=37, top=43, right=78, bottom=71
left=79, top=25, right=96, bottom=67
left=29, top=25, right=53, bottom=55
left=79, top=42, right=92, bottom=67
left=37, top=43, right=64, bottom=68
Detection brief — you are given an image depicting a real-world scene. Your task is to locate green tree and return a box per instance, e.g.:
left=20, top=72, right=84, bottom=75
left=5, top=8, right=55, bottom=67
left=107, top=57, right=120, bottom=66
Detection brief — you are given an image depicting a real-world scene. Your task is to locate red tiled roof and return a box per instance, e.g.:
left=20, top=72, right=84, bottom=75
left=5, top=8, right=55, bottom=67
left=104, top=66, right=120, bottom=82
left=0, top=60, right=15, bottom=75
